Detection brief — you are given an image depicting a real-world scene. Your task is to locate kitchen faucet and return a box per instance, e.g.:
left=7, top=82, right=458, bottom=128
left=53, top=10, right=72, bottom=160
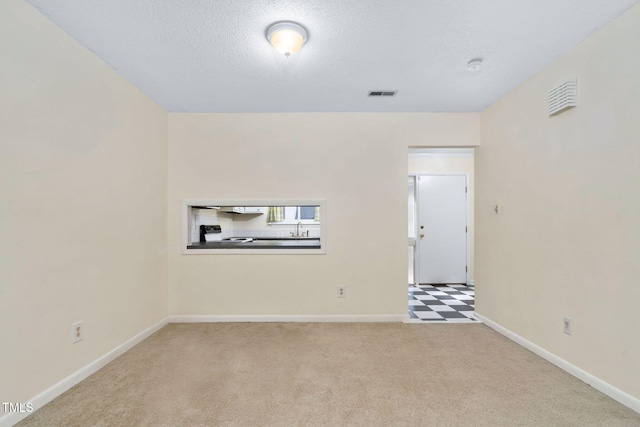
left=296, top=221, right=302, bottom=237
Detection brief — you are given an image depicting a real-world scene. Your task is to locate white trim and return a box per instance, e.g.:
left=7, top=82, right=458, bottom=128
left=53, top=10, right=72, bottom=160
left=408, top=176, right=417, bottom=285
left=0, top=318, right=168, bottom=427
left=169, top=314, right=405, bottom=323
left=409, top=148, right=475, bottom=157
left=475, top=312, right=640, bottom=414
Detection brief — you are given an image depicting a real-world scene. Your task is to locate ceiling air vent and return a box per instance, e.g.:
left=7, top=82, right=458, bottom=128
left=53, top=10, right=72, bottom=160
left=368, top=90, right=397, bottom=97
left=548, top=79, right=577, bottom=116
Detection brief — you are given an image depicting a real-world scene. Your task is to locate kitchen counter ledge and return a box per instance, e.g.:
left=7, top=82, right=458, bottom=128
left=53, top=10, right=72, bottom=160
left=187, top=238, right=321, bottom=250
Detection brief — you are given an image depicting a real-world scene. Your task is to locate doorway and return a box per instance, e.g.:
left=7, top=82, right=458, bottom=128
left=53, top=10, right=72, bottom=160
left=407, top=148, right=476, bottom=322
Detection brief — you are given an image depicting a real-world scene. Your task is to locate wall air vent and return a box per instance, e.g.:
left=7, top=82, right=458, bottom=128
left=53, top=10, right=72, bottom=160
left=548, top=79, right=577, bottom=116
left=368, top=90, right=397, bottom=97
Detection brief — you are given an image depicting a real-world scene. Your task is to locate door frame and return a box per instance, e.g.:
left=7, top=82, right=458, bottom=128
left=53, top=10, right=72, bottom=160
left=409, top=173, right=470, bottom=285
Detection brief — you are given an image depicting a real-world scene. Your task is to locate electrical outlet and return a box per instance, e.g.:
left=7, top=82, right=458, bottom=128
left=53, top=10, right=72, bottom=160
left=337, top=286, right=346, bottom=298
left=72, top=321, right=83, bottom=343
left=563, top=317, right=571, bottom=335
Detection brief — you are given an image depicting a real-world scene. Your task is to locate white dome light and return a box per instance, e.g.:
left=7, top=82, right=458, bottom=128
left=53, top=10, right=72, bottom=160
left=267, top=22, right=308, bottom=57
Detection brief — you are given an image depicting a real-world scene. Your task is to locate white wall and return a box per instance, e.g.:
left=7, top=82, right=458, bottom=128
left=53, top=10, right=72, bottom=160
left=408, top=152, right=475, bottom=281
left=168, top=113, right=479, bottom=316
left=0, top=0, right=168, bottom=405
left=476, top=3, right=640, bottom=400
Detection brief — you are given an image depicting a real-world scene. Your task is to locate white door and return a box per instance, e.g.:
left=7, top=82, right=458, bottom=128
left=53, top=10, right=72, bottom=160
left=417, top=175, right=467, bottom=284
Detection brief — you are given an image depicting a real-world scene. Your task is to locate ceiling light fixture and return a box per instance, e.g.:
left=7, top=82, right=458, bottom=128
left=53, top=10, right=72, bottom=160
left=266, top=22, right=308, bottom=57
left=466, top=58, right=483, bottom=72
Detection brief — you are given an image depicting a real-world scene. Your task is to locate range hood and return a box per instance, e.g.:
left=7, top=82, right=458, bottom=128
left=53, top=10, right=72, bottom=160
left=192, top=206, right=220, bottom=210
left=220, top=207, right=263, bottom=215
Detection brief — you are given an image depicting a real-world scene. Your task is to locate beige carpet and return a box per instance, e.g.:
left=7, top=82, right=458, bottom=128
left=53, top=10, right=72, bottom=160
left=17, top=323, right=640, bottom=426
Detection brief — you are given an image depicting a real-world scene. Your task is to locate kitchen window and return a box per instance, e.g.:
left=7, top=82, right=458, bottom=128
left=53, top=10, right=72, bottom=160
left=268, top=206, right=320, bottom=225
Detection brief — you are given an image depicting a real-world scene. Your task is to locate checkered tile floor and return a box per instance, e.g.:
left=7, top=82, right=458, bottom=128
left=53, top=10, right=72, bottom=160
left=408, top=284, right=476, bottom=322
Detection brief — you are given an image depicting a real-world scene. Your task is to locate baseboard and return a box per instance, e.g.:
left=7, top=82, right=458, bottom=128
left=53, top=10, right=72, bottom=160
left=169, top=314, right=406, bottom=323
left=0, top=318, right=168, bottom=427
left=468, top=280, right=475, bottom=287
left=475, top=312, right=640, bottom=414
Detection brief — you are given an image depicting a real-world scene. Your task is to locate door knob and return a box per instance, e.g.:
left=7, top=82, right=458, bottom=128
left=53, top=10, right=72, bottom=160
left=420, top=233, right=424, bottom=238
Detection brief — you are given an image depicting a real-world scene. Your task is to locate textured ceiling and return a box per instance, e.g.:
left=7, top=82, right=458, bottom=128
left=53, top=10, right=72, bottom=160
left=25, top=0, right=640, bottom=113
